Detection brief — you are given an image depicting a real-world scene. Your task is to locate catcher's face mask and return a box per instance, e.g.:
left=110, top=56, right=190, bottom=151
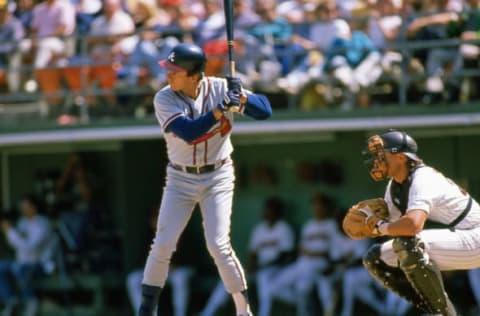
left=363, top=135, right=389, bottom=181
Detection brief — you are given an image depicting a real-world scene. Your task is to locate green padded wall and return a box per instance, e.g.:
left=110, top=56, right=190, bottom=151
left=2, top=131, right=480, bottom=271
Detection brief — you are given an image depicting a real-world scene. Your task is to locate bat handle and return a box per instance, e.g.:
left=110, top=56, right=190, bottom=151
left=229, top=60, right=235, bottom=77
left=228, top=61, right=240, bottom=112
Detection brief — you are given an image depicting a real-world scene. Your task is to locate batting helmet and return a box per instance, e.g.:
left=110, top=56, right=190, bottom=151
left=159, top=43, right=207, bottom=74
left=363, top=130, right=422, bottom=181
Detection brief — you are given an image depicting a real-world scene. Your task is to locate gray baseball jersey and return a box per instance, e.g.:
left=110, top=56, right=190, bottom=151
left=154, top=76, right=234, bottom=166
left=380, top=166, right=480, bottom=270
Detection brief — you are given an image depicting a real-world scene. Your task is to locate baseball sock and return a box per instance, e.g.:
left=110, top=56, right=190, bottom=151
left=232, top=290, right=252, bottom=316
left=139, top=284, right=162, bottom=316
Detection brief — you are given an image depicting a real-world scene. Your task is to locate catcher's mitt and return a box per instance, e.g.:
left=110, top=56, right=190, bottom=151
left=342, top=198, right=389, bottom=239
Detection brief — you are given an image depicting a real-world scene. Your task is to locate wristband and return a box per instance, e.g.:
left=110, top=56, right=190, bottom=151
left=375, top=220, right=389, bottom=236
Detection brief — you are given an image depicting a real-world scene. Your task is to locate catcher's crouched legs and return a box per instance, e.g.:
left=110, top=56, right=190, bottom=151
left=392, top=237, right=457, bottom=316
left=362, top=243, right=431, bottom=312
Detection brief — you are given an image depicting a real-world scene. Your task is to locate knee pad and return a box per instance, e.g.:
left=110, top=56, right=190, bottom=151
left=392, top=236, right=426, bottom=270
left=392, top=237, right=457, bottom=316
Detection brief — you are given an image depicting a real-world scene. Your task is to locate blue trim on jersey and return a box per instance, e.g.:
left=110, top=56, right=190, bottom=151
left=244, top=94, right=272, bottom=120
left=166, top=111, right=218, bottom=143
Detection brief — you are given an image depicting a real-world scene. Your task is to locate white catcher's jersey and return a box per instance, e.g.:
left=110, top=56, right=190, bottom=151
left=248, top=220, right=295, bottom=267
left=385, top=166, right=480, bottom=229
left=154, top=76, right=234, bottom=166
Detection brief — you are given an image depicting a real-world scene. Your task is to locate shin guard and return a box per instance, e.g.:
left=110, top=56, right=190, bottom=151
left=392, top=237, right=457, bottom=316
left=363, top=243, right=432, bottom=313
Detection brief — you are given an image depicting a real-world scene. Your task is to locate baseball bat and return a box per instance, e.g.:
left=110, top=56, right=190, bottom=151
left=223, top=0, right=235, bottom=77
left=223, top=0, right=242, bottom=111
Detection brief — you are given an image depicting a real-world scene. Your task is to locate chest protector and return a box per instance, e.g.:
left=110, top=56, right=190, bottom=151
left=389, top=166, right=423, bottom=215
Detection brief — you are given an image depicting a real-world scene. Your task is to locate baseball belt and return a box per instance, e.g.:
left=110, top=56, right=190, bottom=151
left=170, top=158, right=230, bottom=174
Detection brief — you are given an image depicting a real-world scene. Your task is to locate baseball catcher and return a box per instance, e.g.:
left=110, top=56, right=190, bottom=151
left=344, top=129, right=480, bottom=316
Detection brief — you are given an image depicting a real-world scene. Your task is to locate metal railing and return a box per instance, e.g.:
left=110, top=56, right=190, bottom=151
left=1, top=16, right=480, bottom=122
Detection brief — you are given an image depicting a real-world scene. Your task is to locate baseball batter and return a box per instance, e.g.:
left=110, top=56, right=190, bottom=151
left=138, top=43, right=272, bottom=316
left=360, top=129, right=480, bottom=316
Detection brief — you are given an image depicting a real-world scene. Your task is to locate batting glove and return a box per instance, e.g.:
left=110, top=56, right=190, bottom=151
left=217, top=89, right=241, bottom=112
left=226, top=76, right=243, bottom=92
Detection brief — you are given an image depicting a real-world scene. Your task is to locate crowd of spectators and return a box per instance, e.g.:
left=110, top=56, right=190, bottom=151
left=0, top=0, right=480, bottom=121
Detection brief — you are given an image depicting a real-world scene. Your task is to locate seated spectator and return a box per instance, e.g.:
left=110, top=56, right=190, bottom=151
left=152, top=0, right=199, bottom=43
left=0, top=194, right=57, bottom=316
left=323, top=19, right=382, bottom=109
left=117, top=0, right=179, bottom=90
left=406, top=0, right=462, bottom=104
left=311, top=7, right=350, bottom=48
left=276, top=0, right=315, bottom=24
left=448, top=0, right=480, bottom=102
left=85, top=0, right=135, bottom=106
left=13, top=0, right=34, bottom=31
left=192, top=0, right=225, bottom=47
left=248, top=0, right=298, bottom=82
left=367, top=0, right=403, bottom=79
left=59, top=0, right=135, bottom=115
left=28, top=0, right=76, bottom=107
left=73, top=0, right=102, bottom=37
left=367, top=0, right=402, bottom=52
left=276, top=0, right=350, bottom=96
left=337, top=0, right=369, bottom=17
left=232, top=0, right=261, bottom=30
left=0, top=1, right=25, bottom=93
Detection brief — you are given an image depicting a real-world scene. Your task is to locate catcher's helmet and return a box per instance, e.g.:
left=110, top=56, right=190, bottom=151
left=159, top=43, right=207, bottom=74
left=379, top=130, right=421, bottom=162
left=363, top=130, right=422, bottom=181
